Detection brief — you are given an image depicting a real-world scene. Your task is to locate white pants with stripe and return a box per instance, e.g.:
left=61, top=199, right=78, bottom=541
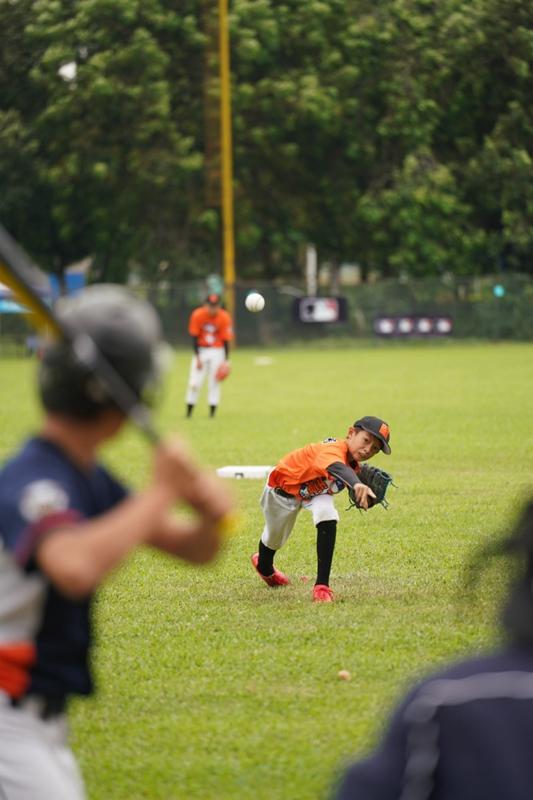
left=260, top=484, right=340, bottom=551
left=185, top=346, right=226, bottom=407
left=0, top=694, right=85, bottom=800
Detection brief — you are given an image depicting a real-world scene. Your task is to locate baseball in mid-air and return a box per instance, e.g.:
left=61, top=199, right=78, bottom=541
left=245, top=292, right=265, bottom=313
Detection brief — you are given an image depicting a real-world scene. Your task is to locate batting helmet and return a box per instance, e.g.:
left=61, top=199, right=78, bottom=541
left=38, top=284, right=165, bottom=419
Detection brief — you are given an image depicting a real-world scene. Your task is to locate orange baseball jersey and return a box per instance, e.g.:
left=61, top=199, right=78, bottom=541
left=268, top=438, right=358, bottom=499
left=188, top=307, right=233, bottom=348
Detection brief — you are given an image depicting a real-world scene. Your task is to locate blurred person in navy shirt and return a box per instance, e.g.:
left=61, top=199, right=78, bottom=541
left=333, top=500, right=533, bottom=800
left=0, top=286, right=232, bottom=800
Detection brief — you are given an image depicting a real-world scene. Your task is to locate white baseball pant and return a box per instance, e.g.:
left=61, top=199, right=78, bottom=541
left=185, top=346, right=226, bottom=407
left=260, top=484, right=340, bottom=551
left=0, top=694, right=86, bottom=800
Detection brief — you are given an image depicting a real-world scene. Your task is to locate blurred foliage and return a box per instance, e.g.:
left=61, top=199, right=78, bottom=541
left=0, top=0, right=531, bottom=281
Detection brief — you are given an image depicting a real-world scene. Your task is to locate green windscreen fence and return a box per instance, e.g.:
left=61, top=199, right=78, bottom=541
left=1, top=274, right=532, bottom=354
left=146, top=274, right=533, bottom=346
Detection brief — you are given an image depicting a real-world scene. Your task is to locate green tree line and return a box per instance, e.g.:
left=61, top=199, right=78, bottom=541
left=0, top=0, right=531, bottom=282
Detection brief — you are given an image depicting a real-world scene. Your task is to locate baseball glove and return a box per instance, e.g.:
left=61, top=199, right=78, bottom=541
left=215, top=361, right=231, bottom=381
left=347, top=464, right=395, bottom=510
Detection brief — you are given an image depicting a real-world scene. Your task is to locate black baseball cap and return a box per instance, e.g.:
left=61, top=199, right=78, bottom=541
left=354, top=416, right=391, bottom=454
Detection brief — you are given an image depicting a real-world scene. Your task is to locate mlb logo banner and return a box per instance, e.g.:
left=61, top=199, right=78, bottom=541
left=293, top=297, right=349, bottom=324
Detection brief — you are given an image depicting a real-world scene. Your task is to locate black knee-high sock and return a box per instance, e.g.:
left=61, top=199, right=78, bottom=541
left=316, top=520, right=337, bottom=586
left=257, top=540, right=276, bottom=576
left=209, top=405, right=217, bottom=418
left=186, top=404, right=194, bottom=418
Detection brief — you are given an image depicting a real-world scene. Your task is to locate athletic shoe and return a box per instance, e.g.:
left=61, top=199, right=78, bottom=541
left=251, top=553, right=290, bottom=587
left=313, top=584, right=334, bottom=602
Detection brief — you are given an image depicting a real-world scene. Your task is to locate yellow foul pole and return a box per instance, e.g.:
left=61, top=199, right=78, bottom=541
left=218, top=0, right=236, bottom=324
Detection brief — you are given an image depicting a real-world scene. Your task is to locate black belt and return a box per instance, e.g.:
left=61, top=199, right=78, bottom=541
left=9, top=694, right=67, bottom=720
left=274, top=487, right=295, bottom=499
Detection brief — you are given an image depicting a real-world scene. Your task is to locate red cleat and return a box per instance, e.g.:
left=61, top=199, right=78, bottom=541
left=313, top=584, right=334, bottom=602
left=251, top=553, right=290, bottom=587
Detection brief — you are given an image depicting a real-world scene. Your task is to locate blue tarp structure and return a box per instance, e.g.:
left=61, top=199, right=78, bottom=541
left=48, top=271, right=86, bottom=299
left=0, top=282, right=32, bottom=313
left=0, top=266, right=86, bottom=312
left=0, top=298, right=27, bottom=313
left=0, top=280, right=51, bottom=314
left=0, top=266, right=86, bottom=351
left=0, top=260, right=86, bottom=353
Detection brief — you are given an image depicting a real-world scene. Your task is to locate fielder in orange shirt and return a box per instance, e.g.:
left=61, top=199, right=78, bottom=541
left=185, top=293, right=234, bottom=418
left=251, top=416, right=392, bottom=602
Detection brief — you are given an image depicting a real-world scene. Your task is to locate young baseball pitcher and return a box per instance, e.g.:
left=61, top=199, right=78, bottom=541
left=251, top=416, right=392, bottom=602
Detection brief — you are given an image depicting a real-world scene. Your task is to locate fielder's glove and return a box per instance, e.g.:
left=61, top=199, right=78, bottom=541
left=215, top=362, right=231, bottom=381
left=347, top=464, right=395, bottom=510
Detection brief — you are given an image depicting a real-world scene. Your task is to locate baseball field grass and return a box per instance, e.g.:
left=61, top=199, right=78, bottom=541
left=1, top=341, right=532, bottom=799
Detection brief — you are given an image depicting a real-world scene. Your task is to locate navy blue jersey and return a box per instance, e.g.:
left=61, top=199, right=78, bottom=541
left=334, top=644, right=533, bottom=800
left=0, top=437, right=127, bottom=700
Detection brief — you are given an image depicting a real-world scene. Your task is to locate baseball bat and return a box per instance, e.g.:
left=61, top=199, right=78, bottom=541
left=0, top=223, right=239, bottom=539
left=0, top=223, right=159, bottom=444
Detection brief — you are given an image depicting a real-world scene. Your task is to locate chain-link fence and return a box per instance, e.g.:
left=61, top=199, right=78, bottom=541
left=1, top=273, right=532, bottom=355
left=0, top=312, right=37, bottom=355
left=145, top=273, right=533, bottom=346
